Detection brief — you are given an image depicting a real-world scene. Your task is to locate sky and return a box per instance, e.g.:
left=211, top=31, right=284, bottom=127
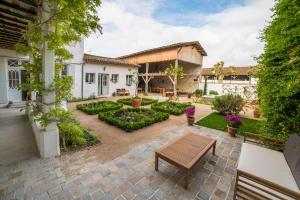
left=85, top=0, right=275, bottom=67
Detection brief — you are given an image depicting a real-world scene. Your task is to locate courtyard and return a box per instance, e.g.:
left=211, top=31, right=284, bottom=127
left=0, top=121, right=241, bottom=200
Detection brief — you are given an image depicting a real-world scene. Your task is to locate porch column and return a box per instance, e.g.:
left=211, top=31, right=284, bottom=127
left=145, top=62, right=149, bottom=94
left=42, top=2, right=55, bottom=112
left=174, top=59, right=178, bottom=97
left=34, top=0, right=60, bottom=158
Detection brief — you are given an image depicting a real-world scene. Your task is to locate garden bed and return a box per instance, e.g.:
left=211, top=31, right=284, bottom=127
left=117, top=98, right=158, bottom=106
left=76, top=101, right=123, bottom=115
left=98, top=108, right=169, bottom=132
left=151, top=101, right=195, bottom=115
left=196, top=112, right=266, bottom=135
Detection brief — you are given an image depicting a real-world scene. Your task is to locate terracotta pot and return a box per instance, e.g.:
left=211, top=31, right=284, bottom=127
left=132, top=98, right=141, bottom=108
left=187, top=116, right=195, bottom=126
left=227, top=126, right=237, bottom=137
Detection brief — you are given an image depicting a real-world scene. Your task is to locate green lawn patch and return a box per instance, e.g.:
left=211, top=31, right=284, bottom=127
left=117, top=98, right=158, bottom=106
left=196, top=112, right=266, bottom=135
left=98, top=108, right=169, bottom=132
left=76, top=101, right=123, bottom=115
left=151, top=101, right=195, bottom=115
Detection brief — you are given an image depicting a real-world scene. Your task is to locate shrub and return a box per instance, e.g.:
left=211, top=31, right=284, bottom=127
left=68, top=95, right=96, bottom=102
left=98, top=108, right=169, bottom=132
left=151, top=101, right=195, bottom=115
left=212, top=94, right=245, bottom=115
left=38, top=108, right=99, bottom=151
left=209, top=90, right=219, bottom=95
left=117, top=98, right=158, bottom=106
left=257, top=0, right=300, bottom=136
left=77, top=101, right=123, bottom=114
left=195, top=89, right=203, bottom=97
left=225, top=115, right=243, bottom=128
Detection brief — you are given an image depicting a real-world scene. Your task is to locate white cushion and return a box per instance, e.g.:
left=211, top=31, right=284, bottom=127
left=238, top=143, right=300, bottom=193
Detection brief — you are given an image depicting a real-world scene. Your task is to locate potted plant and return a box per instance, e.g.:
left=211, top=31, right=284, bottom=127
left=186, top=108, right=195, bottom=126
left=253, top=107, right=260, bottom=118
left=225, top=114, right=243, bottom=137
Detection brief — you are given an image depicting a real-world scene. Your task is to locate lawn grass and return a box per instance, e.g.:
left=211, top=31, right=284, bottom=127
left=196, top=112, right=266, bottom=135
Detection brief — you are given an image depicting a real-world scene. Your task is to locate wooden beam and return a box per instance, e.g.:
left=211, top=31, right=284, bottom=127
left=145, top=63, right=149, bottom=93
left=0, top=12, right=28, bottom=25
left=0, top=18, right=27, bottom=30
left=0, top=7, right=32, bottom=20
left=0, top=1, right=36, bottom=16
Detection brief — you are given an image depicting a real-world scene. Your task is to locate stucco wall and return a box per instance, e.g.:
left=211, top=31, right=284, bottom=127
left=199, top=82, right=257, bottom=100
left=178, top=46, right=203, bottom=65
left=77, top=63, right=138, bottom=98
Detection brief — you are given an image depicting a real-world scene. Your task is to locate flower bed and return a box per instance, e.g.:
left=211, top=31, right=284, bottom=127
left=98, top=108, right=169, bottom=132
left=117, top=98, right=158, bottom=106
left=151, top=101, right=195, bottom=115
left=76, top=101, right=123, bottom=115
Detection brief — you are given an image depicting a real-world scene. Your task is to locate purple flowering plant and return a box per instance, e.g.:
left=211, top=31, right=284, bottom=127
left=225, top=114, right=243, bottom=128
left=186, top=108, right=195, bottom=117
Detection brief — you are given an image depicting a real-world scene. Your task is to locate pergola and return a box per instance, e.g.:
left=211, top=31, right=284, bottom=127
left=0, top=0, right=60, bottom=157
left=0, top=0, right=36, bottom=49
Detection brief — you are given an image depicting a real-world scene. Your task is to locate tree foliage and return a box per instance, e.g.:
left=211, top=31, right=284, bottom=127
left=16, top=0, right=101, bottom=115
left=257, top=0, right=300, bottom=136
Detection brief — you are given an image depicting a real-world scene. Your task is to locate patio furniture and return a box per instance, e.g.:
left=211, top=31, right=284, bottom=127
left=234, top=133, right=300, bottom=199
left=155, top=132, right=216, bottom=189
left=116, top=88, right=130, bottom=96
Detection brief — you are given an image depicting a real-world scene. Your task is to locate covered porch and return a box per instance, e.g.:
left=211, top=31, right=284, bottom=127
left=138, top=59, right=202, bottom=96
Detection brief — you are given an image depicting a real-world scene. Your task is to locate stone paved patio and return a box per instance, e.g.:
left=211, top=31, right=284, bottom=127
left=0, top=125, right=242, bottom=200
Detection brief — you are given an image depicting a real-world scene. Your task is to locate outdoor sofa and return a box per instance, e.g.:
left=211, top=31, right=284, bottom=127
left=116, top=88, right=130, bottom=96
left=234, top=133, right=300, bottom=199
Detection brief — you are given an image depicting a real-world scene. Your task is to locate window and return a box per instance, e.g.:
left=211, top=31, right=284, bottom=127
left=111, top=74, right=119, bottom=83
left=126, top=75, right=133, bottom=86
left=8, top=70, right=20, bottom=89
left=85, top=73, right=95, bottom=84
left=61, top=65, right=68, bottom=76
left=8, top=59, right=18, bottom=67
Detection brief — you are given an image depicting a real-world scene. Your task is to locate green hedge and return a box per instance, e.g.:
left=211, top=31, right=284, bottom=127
left=117, top=98, right=158, bottom=106
left=151, top=101, right=195, bottom=115
left=77, top=101, right=123, bottom=115
left=98, top=108, right=169, bottom=132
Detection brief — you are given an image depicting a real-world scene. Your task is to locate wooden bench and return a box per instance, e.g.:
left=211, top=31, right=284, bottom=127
left=116, top=88, right=130, bottom=96
left=155, top=133, right=216, bottom=189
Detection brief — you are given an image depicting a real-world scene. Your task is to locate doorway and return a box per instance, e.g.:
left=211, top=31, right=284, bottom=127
left=98, top=73, right=109, bottom=96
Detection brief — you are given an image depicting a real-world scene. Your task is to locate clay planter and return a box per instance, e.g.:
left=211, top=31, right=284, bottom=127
left=227, top=126, right=237, bottom=137
left=132, top=98, right=142, bottom=108
left=187, top=116, right=195, bottom=126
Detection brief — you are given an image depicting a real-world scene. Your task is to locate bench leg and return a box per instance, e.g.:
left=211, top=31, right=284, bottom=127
left=155, top=153, right=159, bottom=171
left=212, top=142, right=216, bottom=155
left=184, top=170, right=189, bottom=189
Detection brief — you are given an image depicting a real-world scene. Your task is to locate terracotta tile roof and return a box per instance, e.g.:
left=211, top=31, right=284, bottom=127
left=201, top=66, right=257, bottom=76
left=118, top=41, right=207, bottom=59
left=84, top=54, right=140, bottom=67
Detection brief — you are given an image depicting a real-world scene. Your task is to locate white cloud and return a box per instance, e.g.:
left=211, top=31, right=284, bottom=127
left=85, top=0, right=274, bottom=67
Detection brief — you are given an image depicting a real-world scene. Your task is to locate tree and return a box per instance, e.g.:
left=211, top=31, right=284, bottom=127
left=257, top=0, right=300, bottom=136
left=164, top=64, right=184, bottom=98
left=211, top=61, right=225, bottom=82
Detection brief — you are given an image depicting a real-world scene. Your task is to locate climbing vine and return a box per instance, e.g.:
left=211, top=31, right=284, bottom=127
left=16, top=0, right=101, bottom=114
left=15, top=0, right=102, bottom=150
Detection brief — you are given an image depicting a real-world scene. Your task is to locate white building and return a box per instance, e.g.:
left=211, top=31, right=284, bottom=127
left=0, top=41, right=139, bottom=106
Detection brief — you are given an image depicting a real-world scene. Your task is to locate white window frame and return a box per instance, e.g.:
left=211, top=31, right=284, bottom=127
left=111, top=74, right=119, bottom=83
left=126, top=75, right=133, bottom=86
left=85, top=73, right=95, bottom=84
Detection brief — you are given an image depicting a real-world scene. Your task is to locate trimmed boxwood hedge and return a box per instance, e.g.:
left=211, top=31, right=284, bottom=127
left=151, top=101, right=195, bottom=115
left=98, top=108, right=169, bottom=132
left=117, top=98, right=158, bottom=106
left=77, top=101, right=123, bottom=115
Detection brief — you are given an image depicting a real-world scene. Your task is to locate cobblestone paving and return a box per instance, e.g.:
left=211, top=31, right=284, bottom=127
left=0, top=125, right=242, bottom=200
